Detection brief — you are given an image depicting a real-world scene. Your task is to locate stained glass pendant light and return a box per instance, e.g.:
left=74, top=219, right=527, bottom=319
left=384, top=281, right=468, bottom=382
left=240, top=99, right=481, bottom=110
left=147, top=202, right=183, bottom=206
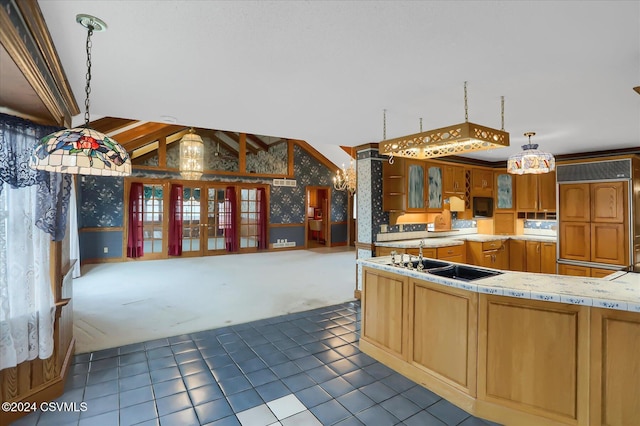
left=30, top=14, right=131, bottom=176
left=179, top=128, right=204, bottom=180
left=507, top=132, right=555, bottom=175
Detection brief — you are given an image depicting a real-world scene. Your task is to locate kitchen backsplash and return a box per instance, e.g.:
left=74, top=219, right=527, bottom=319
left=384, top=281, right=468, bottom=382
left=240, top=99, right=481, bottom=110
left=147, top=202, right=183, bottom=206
left=523, top=220, right=557, bottom=237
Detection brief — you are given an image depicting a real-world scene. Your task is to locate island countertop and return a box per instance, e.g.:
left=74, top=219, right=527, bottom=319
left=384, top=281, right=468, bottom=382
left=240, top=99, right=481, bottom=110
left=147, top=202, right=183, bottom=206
left=358, top=256, right=640, bottom=312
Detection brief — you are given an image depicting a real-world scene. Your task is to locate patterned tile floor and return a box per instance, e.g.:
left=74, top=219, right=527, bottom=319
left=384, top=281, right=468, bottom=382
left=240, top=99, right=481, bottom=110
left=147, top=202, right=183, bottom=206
left=11, top=301, right=501, bottom=426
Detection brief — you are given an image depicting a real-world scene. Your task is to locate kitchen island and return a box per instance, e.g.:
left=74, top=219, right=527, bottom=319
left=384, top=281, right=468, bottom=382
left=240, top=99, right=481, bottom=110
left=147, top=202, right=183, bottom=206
left=357, top=256, right=640, bottom=426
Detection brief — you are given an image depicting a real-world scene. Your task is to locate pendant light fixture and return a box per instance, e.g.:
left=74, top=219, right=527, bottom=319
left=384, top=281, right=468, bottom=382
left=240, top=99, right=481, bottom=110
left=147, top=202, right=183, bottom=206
left=507, top=132, right=555, bottom=175
left=379, top=82, right=509, bottom=161
left=30, top=14, right=131, bottom=176
left=179, top=128, right=204, bottom=180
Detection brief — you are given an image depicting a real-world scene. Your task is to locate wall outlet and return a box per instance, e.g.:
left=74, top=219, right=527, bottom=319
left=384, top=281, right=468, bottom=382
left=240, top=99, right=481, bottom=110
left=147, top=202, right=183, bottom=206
left=103, top=247, right=109, bottom=253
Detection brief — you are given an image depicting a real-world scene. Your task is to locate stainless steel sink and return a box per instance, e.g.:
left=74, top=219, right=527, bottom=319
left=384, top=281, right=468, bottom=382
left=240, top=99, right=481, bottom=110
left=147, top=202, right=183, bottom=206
left=426, top=264, right=502, bottom=281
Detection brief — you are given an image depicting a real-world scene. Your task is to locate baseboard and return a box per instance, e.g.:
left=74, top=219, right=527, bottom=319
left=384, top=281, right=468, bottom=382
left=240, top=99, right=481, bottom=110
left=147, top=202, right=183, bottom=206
left=0, top=338, right=75, bottom=425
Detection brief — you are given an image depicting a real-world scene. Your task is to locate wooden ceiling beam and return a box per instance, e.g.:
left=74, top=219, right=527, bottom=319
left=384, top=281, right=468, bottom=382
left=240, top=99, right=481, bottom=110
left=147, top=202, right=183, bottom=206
left=246, top=134, right=269, bottom=151
left=122, top=125, right=187, bottom=152
left=89, top=117, right=139, bottom=134
left=113, top=122, right=178, bottom=145
left=221, top=130, right=258, bottom=154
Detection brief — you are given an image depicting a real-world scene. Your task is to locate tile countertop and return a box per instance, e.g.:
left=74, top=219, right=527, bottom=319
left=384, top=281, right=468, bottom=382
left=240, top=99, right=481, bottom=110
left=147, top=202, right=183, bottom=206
left=375, top=233, right=556, bottom=248
left=358, top=257, right=640, bottom=313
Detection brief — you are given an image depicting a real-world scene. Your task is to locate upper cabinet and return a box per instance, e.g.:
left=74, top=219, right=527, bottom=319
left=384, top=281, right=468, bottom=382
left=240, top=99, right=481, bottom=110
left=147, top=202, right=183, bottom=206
left=559, top=183, right=590, bottom=222
left=382, top=158, right=406, bottom=212
left=515, top=171, right=556, bottom=212
left=591, top=182, right=626, bottom=223
left=495, top=173, right=514, bottom=210
left=443, top=164, right=466, bottom=195
left=471, top=168, right=493, bottom=196
left=406, top=160, right=426, bottom=212
left=427, top=164, right=443, bottom=210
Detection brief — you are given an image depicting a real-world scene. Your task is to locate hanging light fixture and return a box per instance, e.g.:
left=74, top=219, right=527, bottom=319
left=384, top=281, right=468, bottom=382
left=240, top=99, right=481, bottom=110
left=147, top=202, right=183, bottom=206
left=507, top=132, right=555, bottom=175
left=30, top=14, right=131, bottom=176
left=379, top=82, right=509, bottom=161
left=179, top=128, right=204, bottom=180
left=333, top=148, right=356, bottom=195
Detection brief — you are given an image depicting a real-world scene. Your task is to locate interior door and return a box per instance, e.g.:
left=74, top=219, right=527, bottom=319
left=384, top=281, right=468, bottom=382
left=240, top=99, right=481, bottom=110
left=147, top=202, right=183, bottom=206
left=180, top=186, right=203, bottom=256
left=203, top=186, right=227, bottom=255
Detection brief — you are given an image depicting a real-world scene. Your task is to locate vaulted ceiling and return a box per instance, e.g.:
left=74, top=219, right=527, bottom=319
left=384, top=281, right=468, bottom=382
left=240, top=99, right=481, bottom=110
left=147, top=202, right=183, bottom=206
left=3, top=2, right=640, bottom=168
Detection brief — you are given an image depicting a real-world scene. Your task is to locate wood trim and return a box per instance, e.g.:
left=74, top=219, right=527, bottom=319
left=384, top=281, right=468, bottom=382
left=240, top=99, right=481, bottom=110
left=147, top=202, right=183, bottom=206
left=0, top=0, right=78, bottom=126
left=355, top=242, right=375, bottom=252
left=293, top=139, right=340, bottom=173
left=79, top=227, right=124, bottom=233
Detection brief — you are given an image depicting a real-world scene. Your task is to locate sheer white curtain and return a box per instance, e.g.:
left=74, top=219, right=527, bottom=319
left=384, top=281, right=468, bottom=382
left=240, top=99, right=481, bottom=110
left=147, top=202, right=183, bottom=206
left=0, top=182, right=55, bottom=370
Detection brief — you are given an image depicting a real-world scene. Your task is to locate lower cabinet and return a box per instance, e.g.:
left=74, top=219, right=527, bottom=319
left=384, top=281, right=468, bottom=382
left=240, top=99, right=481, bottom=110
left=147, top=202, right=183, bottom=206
left=361, top=268, right=407, bottom=358
left=526, top=241, right=557, bottom=274
left=411, top=279, right=477, bottom=395
left=558, top=263, right=621, bottom=278
left=436, top=244, right=465, bottom=263
left=361, top=266, right=638, bottom=426
left=467, top=240, right=509, bottom=269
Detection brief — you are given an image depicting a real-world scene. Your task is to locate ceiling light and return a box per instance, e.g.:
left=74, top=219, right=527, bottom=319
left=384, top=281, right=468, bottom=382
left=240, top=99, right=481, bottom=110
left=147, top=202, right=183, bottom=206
left=507, top=132, right=555, bottom=175
left=379, top=82, right=509, bottom=161
left=30, top=14, right=131, bottom=176
left=333, top=148, right=356, bottom=195
left=180, top=128, right=204, bottom=180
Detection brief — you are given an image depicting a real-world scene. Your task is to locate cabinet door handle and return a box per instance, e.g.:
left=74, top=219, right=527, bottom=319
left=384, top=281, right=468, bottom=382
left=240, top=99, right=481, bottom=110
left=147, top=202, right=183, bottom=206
left=537, top=244, right=540, bottom=253
left=448, top=250, right=453, bottom=254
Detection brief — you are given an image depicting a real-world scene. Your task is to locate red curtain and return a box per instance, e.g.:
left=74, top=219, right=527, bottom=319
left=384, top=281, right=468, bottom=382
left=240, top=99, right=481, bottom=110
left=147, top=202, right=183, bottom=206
left=224, top=186, right=238, bottom=252
left=168, top=184, right=183, bottom=256
left=127, top=182, right=144, bottom=258
left=257, top=187, right=268, bottom=249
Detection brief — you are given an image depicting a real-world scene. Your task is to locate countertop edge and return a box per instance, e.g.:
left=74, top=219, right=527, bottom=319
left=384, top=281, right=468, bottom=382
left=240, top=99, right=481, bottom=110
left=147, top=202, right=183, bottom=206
left=358, top=258, right=639, bottom=313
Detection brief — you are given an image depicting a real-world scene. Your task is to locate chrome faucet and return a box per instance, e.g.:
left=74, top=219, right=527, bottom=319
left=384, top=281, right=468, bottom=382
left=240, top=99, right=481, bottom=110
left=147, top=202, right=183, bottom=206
left=417, top=240, right=425, bottom=271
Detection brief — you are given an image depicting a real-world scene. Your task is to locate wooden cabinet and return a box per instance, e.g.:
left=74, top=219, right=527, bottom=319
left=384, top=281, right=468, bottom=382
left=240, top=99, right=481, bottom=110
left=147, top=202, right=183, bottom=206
left=406, top=160, right=426, bottom=212
left=541, top=242, right=557, bottom=274
left=427, top=164, right=443, bottom=210
left=362, top=268, right=408, bottom=358
left=591, top=223, right=628, bottom=265
left=509, top=239, right=526, bottom=271
left=437, top=244, right=464, bottom=263
left=559, top=183, right=590, bottom=222
left=515, top=174, right=538, bottom=211
left=383, top=158, right=406, bottom=212
left=495, top=172, right=514, bottom=210
left=538, top=171, right=557, bottom=212
left=525, top=241, right=542, bottom=273
left=467, top=240, right=509, bottom=269
left=591, top=182, right=626, bottom=223
left=471, top=168, right=493, bottom=195
left=559, top=181, right=628, bottom=267
left=515, top=171, right=556, bottom=212
left=560, top=222, right=591, bottom=262
left=443, top=164, right=466, bottom=195
left=559, top=264, right=621, bottom=278
left=494, top=212, right=515, bottom=235
left=509, top=240, right=556, bottom=273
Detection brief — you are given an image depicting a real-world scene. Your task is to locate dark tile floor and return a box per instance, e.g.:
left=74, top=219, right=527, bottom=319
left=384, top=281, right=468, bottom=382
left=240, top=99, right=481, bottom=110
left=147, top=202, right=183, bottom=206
left=12, top=301, right=501, bottom=426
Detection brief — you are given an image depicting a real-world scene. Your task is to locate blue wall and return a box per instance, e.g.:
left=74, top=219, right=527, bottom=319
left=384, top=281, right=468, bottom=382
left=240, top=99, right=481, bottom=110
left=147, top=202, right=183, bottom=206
left=77, top=143, right=348, bottom=261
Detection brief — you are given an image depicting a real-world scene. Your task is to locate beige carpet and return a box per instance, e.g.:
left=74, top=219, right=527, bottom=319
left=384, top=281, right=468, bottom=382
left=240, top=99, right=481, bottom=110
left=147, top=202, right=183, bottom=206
left=73, top=247, right=357, bottom=354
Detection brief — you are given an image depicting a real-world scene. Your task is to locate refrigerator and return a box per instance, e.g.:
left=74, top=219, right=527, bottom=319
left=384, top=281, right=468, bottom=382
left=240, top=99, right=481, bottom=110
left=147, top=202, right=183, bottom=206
left=556, top=158, right=639, bottom=274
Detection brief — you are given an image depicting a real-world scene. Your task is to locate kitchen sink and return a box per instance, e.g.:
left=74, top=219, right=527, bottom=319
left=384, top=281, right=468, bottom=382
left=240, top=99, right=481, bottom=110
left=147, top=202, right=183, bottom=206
left=426, top=264, right=502, bottom=281
left=406, top=259, right=449, bottom=269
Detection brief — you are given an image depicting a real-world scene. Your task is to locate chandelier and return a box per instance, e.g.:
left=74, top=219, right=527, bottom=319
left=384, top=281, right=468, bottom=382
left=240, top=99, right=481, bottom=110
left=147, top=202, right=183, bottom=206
left=333, top=159, right=356, bottom=195
left=30, top=14, right=131, bottom=176
left=507, top=132, right=555, bottom=175
left=379, top=82, right=509, bottom=161
left=179, top=128, right=204, bottom=180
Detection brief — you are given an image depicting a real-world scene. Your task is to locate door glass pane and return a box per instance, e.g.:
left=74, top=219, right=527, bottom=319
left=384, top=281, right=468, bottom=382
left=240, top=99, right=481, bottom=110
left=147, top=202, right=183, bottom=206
left=207, top=188, right=226, bottom=250
left=143, top=184, right=163, bottom=254
left=182, top=187, right=201, bottom=252
left=240, top=188, right=259, bottom=249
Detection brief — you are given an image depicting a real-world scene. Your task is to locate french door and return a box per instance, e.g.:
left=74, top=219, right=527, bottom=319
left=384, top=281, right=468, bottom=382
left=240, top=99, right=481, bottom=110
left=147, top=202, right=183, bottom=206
left=181, top=185, right=228, bottom=256
left=130, top=181, right=266, bottom=259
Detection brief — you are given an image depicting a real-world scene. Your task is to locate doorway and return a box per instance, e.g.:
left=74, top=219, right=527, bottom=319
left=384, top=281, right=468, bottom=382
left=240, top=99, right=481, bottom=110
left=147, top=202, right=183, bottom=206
left=306, top=186, right=330, bottom=248
left=180, top=185, right=228, bottom=256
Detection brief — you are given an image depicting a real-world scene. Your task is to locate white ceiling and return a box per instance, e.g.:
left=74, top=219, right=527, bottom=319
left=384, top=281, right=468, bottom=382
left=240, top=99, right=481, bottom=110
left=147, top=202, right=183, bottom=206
left=38, top=1, right=640, bottom=167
